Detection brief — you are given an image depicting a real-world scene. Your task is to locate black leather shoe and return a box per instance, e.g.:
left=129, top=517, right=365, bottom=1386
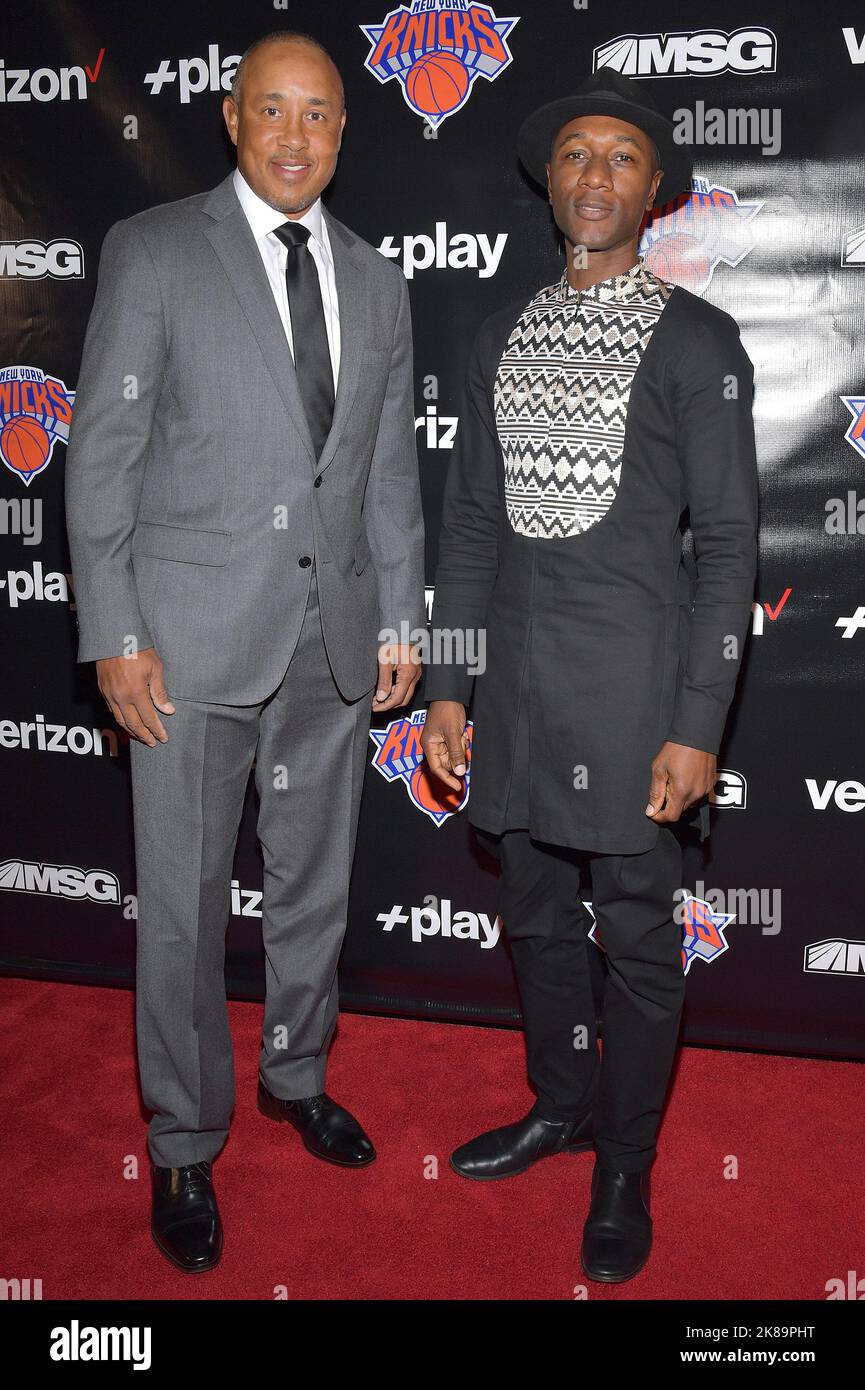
left=257, top=1078, right=376, bottom=1167
left=150, top=1160, right=223, bottom=1273
left=449, top=1108, right=594, bottom=1180
left=580, top=1161, right=652, bottom=1283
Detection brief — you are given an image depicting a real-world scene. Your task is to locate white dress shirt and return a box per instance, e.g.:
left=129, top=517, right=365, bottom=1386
left=232, top=166, right=340, bottom=392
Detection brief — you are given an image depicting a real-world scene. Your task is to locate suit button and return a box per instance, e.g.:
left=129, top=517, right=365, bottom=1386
left=313, top=475, right=322, bottom=488
left=298, top=555, right=312, bottom=568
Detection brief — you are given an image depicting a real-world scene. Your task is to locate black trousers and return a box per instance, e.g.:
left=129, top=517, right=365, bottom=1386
left=497, top=826, right=686, bottom=1174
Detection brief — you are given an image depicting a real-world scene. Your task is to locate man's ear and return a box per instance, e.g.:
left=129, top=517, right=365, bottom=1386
left=222, top=95, right=238, bottom=146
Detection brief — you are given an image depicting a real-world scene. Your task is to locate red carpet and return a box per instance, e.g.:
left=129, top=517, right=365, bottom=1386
left=0, top=976, right=860, bottom=1300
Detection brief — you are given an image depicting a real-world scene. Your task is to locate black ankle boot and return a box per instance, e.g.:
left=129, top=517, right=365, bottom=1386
left=150, top=1160, right=223, bottom=1273
left=450, top=1108, right=593, bottom=1180
left=580, top=1160, right=652, bottom=1282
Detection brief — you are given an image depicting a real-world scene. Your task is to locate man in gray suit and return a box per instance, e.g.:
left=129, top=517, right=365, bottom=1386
left=65, top=30, right=425, bottom=1273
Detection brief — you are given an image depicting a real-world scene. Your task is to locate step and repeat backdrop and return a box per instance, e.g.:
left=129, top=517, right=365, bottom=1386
left=1, top=1, right=863, bottom=1057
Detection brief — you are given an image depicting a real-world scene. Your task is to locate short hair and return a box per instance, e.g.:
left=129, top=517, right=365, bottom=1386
left=229, top=30, right=345, bottom=111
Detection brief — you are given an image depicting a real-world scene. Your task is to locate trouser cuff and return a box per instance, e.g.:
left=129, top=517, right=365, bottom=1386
left=594, top=1151, right=655, bottom=1175
left=528, top=1097, right=590, bottom=1124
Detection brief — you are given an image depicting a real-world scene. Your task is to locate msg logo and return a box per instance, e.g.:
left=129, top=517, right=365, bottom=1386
left=0, top=859, right=120, bottom=904
left=0, top=240, right=84, bottom=279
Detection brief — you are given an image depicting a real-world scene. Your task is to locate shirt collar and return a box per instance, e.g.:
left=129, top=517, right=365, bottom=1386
left=232, top=166, right=330, bottom=260
left=553, top=258, right=652, bottom=304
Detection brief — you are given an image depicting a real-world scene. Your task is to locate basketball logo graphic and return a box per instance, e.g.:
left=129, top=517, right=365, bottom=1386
left=405, top=50, right=469, bottom=119
left=0, top=365, right=75, bottom=486
left=643, top=232, right=710, bottom=287
left=362, top=2, right=518, bottom=129
left=369, top=708, right=472, bottom=826
left=639, top=177, right=763, bottom=296
left=1, top=417, right=51, bottom=475
left=589, top=892, right=735, bottom=976
left=840, top=396, right=865, bottom=460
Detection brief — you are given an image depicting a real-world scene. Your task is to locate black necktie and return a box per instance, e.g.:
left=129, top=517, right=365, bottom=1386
left=272, top=221, right=335, bottom=460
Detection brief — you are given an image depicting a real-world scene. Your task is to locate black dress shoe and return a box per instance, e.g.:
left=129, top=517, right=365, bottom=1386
left=257, top=1078, right=376, bottom=1167
left=150, top=1160, right=223, bottom=1273
left=449, top=1108, right=594, bottom=1180
left=580, top=1161, right=652, bottom=1283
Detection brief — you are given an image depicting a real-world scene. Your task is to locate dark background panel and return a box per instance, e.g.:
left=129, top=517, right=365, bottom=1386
left=1, top=0, right=863, bottom=1057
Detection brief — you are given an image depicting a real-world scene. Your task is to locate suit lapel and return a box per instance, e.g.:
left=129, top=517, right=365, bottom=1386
left=203, top=174, right=315, bottom=462
left=202, top=174, right=367, bottom=475
left=317, top=207, right=366, bottom=474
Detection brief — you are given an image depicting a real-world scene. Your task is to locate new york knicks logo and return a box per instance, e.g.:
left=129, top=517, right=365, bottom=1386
left=638, top=176, right=762, bottom=296
left=589, top=891, right=735, bottom=975
left=0, top=365, right=75, bottom=486
left=369, top=708, right=472, bottom=825
left=841, top=397, right=865, bottom=459
left=361, top=2, right=518, bottom=128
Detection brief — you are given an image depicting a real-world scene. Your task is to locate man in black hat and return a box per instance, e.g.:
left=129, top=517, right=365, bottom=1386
left=421, top=72, right=759, bottom=1283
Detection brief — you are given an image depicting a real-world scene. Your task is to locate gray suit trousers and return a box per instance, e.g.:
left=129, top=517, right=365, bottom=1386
left=129, top=564, right=372, bottom=1167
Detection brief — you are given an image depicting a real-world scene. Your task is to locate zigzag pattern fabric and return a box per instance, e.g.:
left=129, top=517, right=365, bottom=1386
left=493, top=260, right=674, bottom=539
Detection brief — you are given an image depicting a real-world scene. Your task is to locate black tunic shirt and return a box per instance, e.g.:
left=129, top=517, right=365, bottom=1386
left=425, top=258, right=759, bottom=855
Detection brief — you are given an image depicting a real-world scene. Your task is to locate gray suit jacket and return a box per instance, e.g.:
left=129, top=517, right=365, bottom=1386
left=65, top=170, right=426, bottom=704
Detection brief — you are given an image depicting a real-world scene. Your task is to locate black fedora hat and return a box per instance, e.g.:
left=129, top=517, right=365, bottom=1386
left=517, top=70, right=692, bottom=207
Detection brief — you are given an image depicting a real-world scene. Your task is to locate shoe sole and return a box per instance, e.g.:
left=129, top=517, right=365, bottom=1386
left=257, top=1092, right=377, bottom=1167
left=449, top=1137, right=594, bottom=1181
left=579, top=1246, right=651, bottom=1284
left=150, top=1225, right=223, bottom=1273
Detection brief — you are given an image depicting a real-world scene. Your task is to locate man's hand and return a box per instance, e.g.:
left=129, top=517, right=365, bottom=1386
left=421, top=700, right=468, bottom=792
left=373, top=642, right=422, bottom=712
left=96, top=647, right=175, bottom=746
left=645, top=740, right=716, bottom=823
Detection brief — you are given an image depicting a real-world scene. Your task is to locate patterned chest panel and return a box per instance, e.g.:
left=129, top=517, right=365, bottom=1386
left=493, top=261, right=673, bottom=540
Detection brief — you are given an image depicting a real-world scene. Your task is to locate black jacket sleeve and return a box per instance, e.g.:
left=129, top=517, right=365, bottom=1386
left=665, top=309, right=760, bottom=755
left=422, top=318, right=502, bottom=705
